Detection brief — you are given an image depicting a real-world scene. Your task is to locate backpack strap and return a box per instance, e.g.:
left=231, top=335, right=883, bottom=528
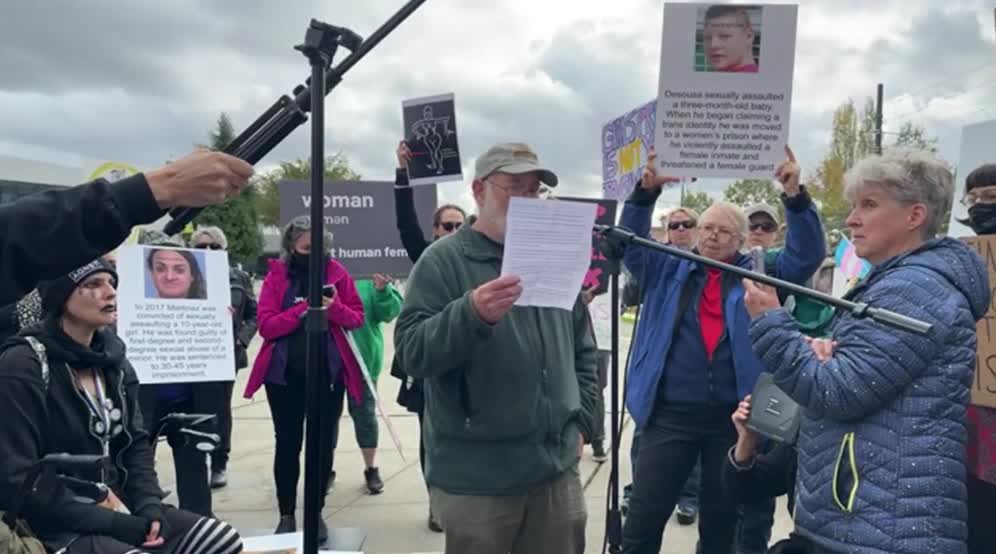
left=22, top=336, right=49, bottom=389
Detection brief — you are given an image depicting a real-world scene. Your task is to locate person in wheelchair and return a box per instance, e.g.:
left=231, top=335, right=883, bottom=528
left=0, top=259, right=242, bottom=554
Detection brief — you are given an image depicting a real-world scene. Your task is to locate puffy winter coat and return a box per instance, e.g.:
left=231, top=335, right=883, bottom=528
left=749, top=238, right=989, bottom=554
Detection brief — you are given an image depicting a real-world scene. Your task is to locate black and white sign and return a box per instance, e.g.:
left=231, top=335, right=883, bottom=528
left=402, top=93, right=463, bottom=186
left=278, top=180, right=437, bottom=279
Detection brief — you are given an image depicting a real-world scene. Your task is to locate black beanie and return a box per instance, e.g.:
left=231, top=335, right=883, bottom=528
left=39, top=259, right=118, bottom=316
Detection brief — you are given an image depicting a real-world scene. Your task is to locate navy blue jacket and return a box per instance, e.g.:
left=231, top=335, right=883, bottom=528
left=749, top=238, right=988, bottom=554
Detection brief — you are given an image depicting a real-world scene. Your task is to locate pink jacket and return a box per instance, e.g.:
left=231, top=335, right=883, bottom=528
left=243, top=258, right=366, bottom=402
left=967, top=404, right=996, bottom=485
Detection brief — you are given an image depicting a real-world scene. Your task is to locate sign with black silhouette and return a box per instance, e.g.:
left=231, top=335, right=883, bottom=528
left=557, top=197, right=619, bottom=294
left=278, top=180, right=437, bottom=279
left=402, top=93, right=463, bottom=186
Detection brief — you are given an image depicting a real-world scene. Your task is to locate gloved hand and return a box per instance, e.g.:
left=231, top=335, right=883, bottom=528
left=136, top=503, right=171, bottom=541
left=110, top=513, right=152, bottom=546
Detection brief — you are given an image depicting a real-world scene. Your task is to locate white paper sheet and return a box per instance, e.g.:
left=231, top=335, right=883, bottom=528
left=241, top=531, right=361, bottom=553
left=501, top=198, right=597, bottom=311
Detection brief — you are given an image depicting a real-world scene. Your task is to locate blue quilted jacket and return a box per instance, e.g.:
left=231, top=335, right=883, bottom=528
left=749, top=238, right=988, bottom=554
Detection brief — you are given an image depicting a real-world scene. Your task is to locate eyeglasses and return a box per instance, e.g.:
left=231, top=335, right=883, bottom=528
left=749, top=222, right=777, bottom=233
left=486, top=179, right=549, bottom=199
left=668, top=220, right=696, bottom=230
left=700, top=224, right=735, bottom=240
left=962, top=187, right=996, bottom=207
left=438, top=221, right=462, bottom=232
left=194, top=243, right=223, bottom=250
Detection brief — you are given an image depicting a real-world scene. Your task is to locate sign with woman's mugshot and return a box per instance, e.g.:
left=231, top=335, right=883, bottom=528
left=654, top=3, right=798, bottom=179
left=116, top=245, right=236, bottom=384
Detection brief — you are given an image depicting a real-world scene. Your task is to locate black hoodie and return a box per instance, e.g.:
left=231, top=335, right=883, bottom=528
left=0, top=318, right=165, bottom=549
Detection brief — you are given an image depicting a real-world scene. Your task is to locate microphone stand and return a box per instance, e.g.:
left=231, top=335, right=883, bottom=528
left=595, top=225, right=933, bottom=335
left=163, top=0, right=428, bottom=235
left=597, top=235, right=624, bottom=554
left=297, top=21, right=339, bottom=554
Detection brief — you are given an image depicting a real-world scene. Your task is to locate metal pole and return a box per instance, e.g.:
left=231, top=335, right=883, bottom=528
left=302, top=47, right=330, bottom=554
left=875, top=83, right=884, bottom=155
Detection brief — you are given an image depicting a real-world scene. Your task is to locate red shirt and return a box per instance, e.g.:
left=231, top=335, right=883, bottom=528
left=699, top=267, right=724, bottom=360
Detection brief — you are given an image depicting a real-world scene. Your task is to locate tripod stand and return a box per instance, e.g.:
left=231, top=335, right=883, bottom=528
left=162, top=0, right=427, bottom=235
left=596, top=233, right=626, bottom=554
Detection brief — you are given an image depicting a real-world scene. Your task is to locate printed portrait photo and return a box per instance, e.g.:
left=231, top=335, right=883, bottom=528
left=695, top=5, right=763, bottom=73
left=143, top=247, right=208, bottom=300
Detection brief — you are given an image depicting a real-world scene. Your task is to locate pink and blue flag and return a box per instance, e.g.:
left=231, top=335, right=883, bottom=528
left=834, top=237, right=872, bottom=281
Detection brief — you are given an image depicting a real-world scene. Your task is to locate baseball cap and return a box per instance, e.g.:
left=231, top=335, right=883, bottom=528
left=473, top=142, right=559, bottom=187
left=744, top=203, right=779, bottom=223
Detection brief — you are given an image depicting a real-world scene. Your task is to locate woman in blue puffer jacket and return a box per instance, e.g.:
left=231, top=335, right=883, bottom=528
left=743, top=148, right=988, bottom=554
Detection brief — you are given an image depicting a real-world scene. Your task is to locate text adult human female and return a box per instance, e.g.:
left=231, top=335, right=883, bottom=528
left=745, top=149, right=988, bottom=554
left=0, top=259, right=241, bottom=554
left=243, top=216, right=365, bottom=542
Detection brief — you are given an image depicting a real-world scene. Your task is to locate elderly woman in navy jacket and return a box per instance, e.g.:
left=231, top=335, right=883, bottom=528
left=745, top=149, right=988, bottom=554
left=620, top=146, right=826, bottom=554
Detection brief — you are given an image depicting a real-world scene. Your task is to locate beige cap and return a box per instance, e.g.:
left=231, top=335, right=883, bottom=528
left=473, top=142, right=559, bottom=186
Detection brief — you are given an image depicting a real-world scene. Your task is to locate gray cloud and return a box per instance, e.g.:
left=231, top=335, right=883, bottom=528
left=0, top=0, right=993, bottom=218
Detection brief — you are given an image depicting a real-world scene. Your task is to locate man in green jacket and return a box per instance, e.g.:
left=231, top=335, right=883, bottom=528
left=343, top=273, right=403, bottom=495
left=394, top=142, right=598, bottom=554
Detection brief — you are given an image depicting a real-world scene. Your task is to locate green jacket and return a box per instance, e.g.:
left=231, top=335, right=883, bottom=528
left=764, top=249, right=834, bottom=338
left=353, top=280, right=403, bottom=382
left=394, top=226, right=599, bottom=496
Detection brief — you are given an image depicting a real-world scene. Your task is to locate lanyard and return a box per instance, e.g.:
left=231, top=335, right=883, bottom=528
left=74, top=370, right=113, bottom=454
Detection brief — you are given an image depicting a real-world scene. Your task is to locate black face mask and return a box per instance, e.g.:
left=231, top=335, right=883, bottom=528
left=290, top=252, right=310, bottom=272
left=968, top=203, right=996, bottom=235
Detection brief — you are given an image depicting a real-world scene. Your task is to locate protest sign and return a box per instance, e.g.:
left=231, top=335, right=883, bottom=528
left=947, top=119, right=996, bottom=237
left=963, top=235, right=996, bottom=409
left=654, top=3, right=797, bottom=179
left=558, top=196, right=619, bottom=294
left=279, top=180, right=437, bottom=279
left=602, top=100, right=656, bottom=200
left=402, top=93, right=463, bottom=186
left=117, top=245, right=235, bottom=385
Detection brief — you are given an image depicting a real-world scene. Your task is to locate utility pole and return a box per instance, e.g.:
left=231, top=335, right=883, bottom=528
left=874, top=83, right=884, bottom=155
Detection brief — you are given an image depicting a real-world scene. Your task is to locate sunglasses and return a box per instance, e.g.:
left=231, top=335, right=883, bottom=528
left=438, top=221, right=462, bottom=232
left=668, top=221, right=696, bottom=230
left=749, top=222, right=778, bottom=233
left=194, top=243, right=223, bottom=250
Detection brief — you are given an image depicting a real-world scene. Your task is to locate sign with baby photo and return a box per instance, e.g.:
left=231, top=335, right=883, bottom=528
left=116, top=245, right=236, bottom=384
left=654, top=3, right=798, bottom=178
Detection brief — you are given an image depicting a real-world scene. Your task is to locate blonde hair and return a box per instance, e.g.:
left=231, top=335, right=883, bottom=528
left=662, top=207, right=700, bottom=226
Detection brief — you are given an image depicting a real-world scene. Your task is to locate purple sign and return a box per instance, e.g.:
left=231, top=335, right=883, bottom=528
left=601, top=100, right=656, bottom=200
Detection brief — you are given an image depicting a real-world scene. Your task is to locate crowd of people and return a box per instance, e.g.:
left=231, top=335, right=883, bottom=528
left=0, top=132, right=994, bottom=554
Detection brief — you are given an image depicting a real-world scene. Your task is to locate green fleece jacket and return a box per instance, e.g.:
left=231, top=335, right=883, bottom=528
left=353, top=280, right=403, bottom=382
left=394, top=225, right=599, bottom=496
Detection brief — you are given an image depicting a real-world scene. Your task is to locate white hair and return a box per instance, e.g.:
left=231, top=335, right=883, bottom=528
left=702, top=201, right=749, bottom=242
left=844, top=148, right=953, bottom=238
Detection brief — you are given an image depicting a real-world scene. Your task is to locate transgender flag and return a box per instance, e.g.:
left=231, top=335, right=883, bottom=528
left=834, top=237, right=872, bottom=281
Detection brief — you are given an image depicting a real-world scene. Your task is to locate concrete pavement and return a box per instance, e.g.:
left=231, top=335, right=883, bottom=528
left=152, top=319, right=793, bottom=553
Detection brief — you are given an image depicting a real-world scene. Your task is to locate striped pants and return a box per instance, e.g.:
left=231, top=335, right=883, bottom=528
left=62, top=506, right=241, bottom=554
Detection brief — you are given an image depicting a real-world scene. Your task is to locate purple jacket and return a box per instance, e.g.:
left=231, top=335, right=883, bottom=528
left=244, top=258, right=365, bottom=402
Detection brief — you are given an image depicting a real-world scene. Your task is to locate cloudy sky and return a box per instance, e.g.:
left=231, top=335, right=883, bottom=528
left=1, top=0, right=994, bottom=214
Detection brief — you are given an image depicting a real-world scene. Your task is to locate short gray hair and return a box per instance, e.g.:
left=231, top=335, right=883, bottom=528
left=190, top=226, right=228, bottom=249
left=844, top=148, right=953, bottom=238
left=702, top=201, right=749, bottom=242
